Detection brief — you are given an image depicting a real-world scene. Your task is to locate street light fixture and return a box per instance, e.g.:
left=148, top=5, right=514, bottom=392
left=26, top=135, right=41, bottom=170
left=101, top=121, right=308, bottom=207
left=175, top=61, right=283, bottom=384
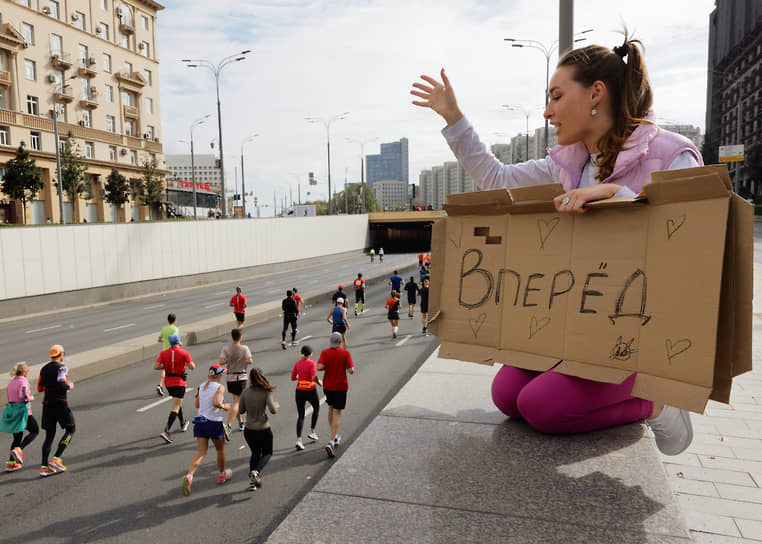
left=305, top=112, right=349, bottom=215
left=50, top=75, right=77, bottom=224
left=504, top=29, right=592, bottom=154
left=346, top=136, right=379, bottom=214
left=182, top=50, right=251, bottom=218
left=240, top=133, right=258, bottom=218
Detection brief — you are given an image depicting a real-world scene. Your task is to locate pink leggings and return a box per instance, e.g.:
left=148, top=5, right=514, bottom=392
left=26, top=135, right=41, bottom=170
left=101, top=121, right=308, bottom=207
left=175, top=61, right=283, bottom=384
left=491, top=365, right=654, bottom=434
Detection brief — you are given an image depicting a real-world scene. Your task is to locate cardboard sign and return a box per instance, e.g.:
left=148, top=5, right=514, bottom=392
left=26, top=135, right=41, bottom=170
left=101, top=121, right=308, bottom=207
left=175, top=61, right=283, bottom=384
left=428, top=165, right=752, bottom=413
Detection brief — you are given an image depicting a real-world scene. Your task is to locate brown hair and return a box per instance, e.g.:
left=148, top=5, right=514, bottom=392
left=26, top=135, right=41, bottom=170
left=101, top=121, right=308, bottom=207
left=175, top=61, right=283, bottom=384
left=249, top=367, right=276, bottom=392
left=557, top=29, right=652, bottom=181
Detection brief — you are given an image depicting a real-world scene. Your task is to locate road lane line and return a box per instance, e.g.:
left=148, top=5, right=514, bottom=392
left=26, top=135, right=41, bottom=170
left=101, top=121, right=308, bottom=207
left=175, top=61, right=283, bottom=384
left=137, top=387, right=195, bottom=412
left=396, top=335, right=411, bottom=346
left=103, top=323, right=136, bottom=332
left=143, top=304, right=165, bottom=310
left=204, top=302, right=226, bottom=309
left=305, top=396, right=327, bottom=417
left=300, top=335, right=313, bottom=341
left=25, top=324, right=62, bottom=334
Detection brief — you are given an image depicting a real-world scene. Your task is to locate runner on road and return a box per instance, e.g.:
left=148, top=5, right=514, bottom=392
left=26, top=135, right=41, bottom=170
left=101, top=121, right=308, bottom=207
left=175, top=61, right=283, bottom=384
left=388, top=270, right=404, bottom=296
left=418, top=253, right=424, bottom=267
left=220, top=328, right=253, bottom=434
left=331, top=285, right=349, bottom=308
left=2, top=362, right=39, bottom=472
left=385, top=291, right=401, bottom=339
left=229, top=287, right=247, bottom=330
left=155, top=334, right=195, bottom=444
left=404, top=277, right=419, bottom=318
left=327, top=297, right=350, bottom=349
left=291, top=345, right=321, bottom=451
left=292, top=287, right=303, bottom=316
left=239, top=368, right=279, bottom=491
left=37, top=345, right=75, bottom=477
left=352, top=273, right=366, bottom=315
left=281, top=290, right=299, bottom=350
left=369, top=248, right=375, bottom=263
left=181, top=364, right=231, bottom=496
left=318, top=332, right=354, bottom=458
left=379, top=247, right=384, bottom=263
left=419, top=277, right=431, bottom=334
left=156, top=313, right=179, bottom=397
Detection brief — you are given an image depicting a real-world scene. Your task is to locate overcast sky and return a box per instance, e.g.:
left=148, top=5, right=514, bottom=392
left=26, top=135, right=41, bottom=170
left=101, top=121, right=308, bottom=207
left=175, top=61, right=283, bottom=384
left=157, top=0, right=715, bottom=215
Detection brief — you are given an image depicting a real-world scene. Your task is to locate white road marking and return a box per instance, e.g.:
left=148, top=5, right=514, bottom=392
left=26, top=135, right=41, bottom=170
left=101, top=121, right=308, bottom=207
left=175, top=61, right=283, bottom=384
left=305, top=396, right=327, bottom=417
left=137, top=387, right=195, bottom=412
left=214, top=291, right=229, bottom=295
left=205, top=302, right=226, bottom=309
left=143, top=304, right=165, bottom=310
left=396, top=334, right=411, bottom=346
left=103, top=323, right=136, bottom=332
left=300, top=335, right=313, bottom=341
left=25, top=324, right=61, bottom=334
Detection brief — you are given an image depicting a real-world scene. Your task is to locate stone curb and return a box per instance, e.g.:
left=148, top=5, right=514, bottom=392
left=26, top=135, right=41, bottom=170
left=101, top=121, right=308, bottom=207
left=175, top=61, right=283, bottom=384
left=0, top=258, right=419, bottom=407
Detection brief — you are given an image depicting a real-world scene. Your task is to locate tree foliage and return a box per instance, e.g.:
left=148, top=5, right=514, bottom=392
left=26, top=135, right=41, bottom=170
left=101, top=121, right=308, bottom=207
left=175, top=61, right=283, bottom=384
left=329, top=183, right=381, bottom=214
left=1, top=142, right=43, bottom=224
left=136, top=159, right=163, bottom=209
left=104, top=168, right=129, bottom=206
left=58, top=131, right=89, bottom=202
left=701, top=130, right=719, bottom=166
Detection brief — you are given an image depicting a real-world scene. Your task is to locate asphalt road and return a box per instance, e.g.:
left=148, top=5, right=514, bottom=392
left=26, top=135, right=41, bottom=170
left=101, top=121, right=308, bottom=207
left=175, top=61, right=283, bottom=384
left=0, top=252, right=418, bottom=368
left=0, top=276, right=439, bottom=543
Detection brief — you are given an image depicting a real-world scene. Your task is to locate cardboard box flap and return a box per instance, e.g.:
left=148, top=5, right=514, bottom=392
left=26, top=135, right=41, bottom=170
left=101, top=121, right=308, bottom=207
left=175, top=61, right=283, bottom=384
left=585, top=197, right=647, bottom=209
left=646, top=169, right=729, bottom=205
left=632, top=373, right=712, bottom=414
left=444, top=189, right=513, bottom=216
left=555, top=360, right=633, bottom=384
left=509, top=183, right=564, bottom=202
left=652, top=164, right=733, bottom=191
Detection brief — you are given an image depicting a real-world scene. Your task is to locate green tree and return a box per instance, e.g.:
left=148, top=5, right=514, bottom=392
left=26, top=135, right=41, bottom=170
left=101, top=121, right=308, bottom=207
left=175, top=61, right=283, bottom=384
left=135, top=159, right=164, bottom=216
left=1, top=142, right=43, bottom=224
left=104, top=168, right=129, bottom=209
left=329, top=183, right=381, bottom=214
left=58, top=132, right=89, bottom=219
left=701, top=130, right=719, bottom=165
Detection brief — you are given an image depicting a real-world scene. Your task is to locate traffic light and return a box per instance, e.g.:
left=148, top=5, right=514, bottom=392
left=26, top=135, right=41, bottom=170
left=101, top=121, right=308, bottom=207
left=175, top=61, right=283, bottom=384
left=308, top=172, right=316, bottom=186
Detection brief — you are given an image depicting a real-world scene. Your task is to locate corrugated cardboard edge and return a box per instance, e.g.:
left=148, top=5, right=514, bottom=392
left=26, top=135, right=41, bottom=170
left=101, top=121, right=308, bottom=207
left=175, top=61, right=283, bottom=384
left=445, top=189, right=513, bottom=216
left=438, top=341, right=563, bottom=371
left=632, top=374, right=713, bottom=414
left=507, top=183, right=563, bottom=214
left=554, top=360, right=633, bottom=384
left=427, top=220, right=446, bottom=332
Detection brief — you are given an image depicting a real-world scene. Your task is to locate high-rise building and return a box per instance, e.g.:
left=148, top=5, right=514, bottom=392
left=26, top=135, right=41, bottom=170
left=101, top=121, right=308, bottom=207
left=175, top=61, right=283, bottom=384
left=660, top=125, right=704, bottom=149
left=705, top=0, right=762, bottom=199
left=0, top=0, right=165, bottom=224
left=418, top=161, right=475, bottom=210
left=371, top=179, right=408, bottom=210
left=366, top=137, right=408, bottom=187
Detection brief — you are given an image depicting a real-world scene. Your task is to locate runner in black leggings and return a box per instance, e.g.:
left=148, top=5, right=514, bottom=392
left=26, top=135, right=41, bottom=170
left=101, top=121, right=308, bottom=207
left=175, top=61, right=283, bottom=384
left=291, top=345, right=321, bottom=450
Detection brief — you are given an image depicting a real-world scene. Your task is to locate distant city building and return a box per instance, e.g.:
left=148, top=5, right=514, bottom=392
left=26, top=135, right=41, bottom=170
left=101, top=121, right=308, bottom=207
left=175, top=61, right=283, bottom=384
left=705, top=0, right=762, bottom=200
left=366, top=137, right=408, bottom=188
left=418, top=161, right=474, bottom=210
left=372, top=179, right=409, bottom=210
left=660, top=125, right=704, bottom=149
left=165, top=154, right=222, bottom=187
left=164, top=154, right=221, bottom=215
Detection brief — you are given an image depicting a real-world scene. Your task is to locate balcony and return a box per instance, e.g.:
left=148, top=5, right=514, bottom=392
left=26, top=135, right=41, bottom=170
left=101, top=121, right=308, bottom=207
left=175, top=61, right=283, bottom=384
left=123, top=105, right=138, bottom=118
left=80, top=89, right=98, bottom=109
left=115, top=70, right=146, bottom=89
left=119, top=22, right=135, bottom=35
left=54, top=89, right=75, bottom=103
left=77, top=59, right=97, bottom=78
left=50, top=52, right=73, bottom=70
left=0, top=70, right=10, bottom=87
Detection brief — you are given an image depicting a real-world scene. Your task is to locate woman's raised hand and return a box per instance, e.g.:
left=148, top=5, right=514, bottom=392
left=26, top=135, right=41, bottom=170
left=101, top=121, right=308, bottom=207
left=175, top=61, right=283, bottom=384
left=411, top=68, right=464, bottom=127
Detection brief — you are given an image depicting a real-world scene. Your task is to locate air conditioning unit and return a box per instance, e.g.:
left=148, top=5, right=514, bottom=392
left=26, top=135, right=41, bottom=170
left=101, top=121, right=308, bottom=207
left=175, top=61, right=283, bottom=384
left=88, top=57, right=96, bottom=66
left=22, top=42, right=29, bottom=49
left=78, top=120, right=85, bottom=126
left=51, top=53, right=60, bottom=60
left=95, top=27, right=102, bottom=34
left=120, top=148, right=128, bottom=156
left=143, top=132, right=150, bottom=139
left=42, top=6, right=50, bottom=14
left=154, top=137, right=160, bottom=143
left=116, top=6, right=125, bottom=16
left=71, top=13, right=79, bottom=22
left=138, top=42, right=145, bottom=50
left=47, top=74, right=56, bottom=83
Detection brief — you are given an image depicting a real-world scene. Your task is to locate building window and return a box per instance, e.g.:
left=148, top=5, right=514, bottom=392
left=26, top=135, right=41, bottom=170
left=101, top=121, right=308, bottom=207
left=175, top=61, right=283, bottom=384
left=54, top=102, right=66, bottom=122
left=141, top=14, right=149, bottom=30
left=100, top=0, right=108, bottom=10
left=50, top=34, right=63, bottom=56
left=124, top=61, right=132, bottom=76
left=78, top=44, right=88, bottom=68
left=140, top=41, right=149, bottom=57
left=103, top=53, right=112, bottom=73
left=82, top=110, right=91, bottom=128
left=109, top=145, right=116, bottom=161
left=129, top=150, right=137, bottom=165
left=98, top=22, right=109, bottom=40
left=144, top=69, right=152, bottom=85
left=120, top=33, right=129, bottom=49
left=106, top=115, right=115, bottom=132
left=30, top=131, right=40, bottom=150
left=85, top=141, right=94, bottom=158
left=21, top=23, right=34, bottom=45
left=58, top=136, right=66, bottom=153
left=124, top=119, right=134, bottom=136
left=0, top=126, right=8, bottom=146
left=149, top=153, right=156, bottom=165
left=47, top=1, right=59, bottom=19
left=80, top=77, right=89, bottom=99
left=145, top=125, right=154, bottom=139
left=26, top=95, right=38, bottom=115
left=121, top=91, right=133, bottom=107
left=18, top=0, right=31, bottom=7
left=0, top=89, right=5, bottom=109
left=73, top=12, right=85, bottom=31
left=105, top=84, right=114, bottom=102
left=145, top=97, right=153, bottom=114
left=23, top=59, right=36, bottom=81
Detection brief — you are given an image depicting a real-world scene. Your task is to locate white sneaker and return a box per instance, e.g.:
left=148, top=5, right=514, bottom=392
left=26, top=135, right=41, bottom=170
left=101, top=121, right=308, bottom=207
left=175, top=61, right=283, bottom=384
left=307, top=432, right=319, bottom=441
left=334, top=434, right=341, bottom=445
left=295, top=441, right=305, bottom=451
left=646, top=405, right=693, bottom=456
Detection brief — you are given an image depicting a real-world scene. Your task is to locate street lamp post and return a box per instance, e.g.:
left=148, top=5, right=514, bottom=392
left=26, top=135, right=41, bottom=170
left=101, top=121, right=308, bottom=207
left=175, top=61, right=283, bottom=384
left=305, top=113, right=349, bottom=215
left=50, top=77, right=76, bottom=224
left=240, top=133, right=258, bottom=219
left=185, top=114, right=210, bottom=220
left=346, top=137, right=379, bottom=214
left=182, top=50, right=251, bottom=219
left=502, top=105, right=537, bottom=160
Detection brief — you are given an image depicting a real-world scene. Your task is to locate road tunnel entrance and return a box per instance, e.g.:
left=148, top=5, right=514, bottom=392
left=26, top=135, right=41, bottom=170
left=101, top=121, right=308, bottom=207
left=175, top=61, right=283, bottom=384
left=367, top=211, right=444, bottom=253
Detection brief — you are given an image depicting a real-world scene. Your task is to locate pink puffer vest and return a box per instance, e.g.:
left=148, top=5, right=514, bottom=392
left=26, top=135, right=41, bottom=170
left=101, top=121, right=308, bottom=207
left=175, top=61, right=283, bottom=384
left=548, top=117, right=703, bottom=193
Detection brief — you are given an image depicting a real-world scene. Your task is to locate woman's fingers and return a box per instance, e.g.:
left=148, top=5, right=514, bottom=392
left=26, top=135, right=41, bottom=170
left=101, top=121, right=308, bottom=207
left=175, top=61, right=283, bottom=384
left=419, top=74, right=440, bottom=87
left=411, top=82, right=434, bottom=93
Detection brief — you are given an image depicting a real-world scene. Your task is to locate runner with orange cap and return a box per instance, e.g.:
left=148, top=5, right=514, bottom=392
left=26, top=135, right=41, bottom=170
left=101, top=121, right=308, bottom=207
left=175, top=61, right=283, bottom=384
left=37, top=344, right=75, bottom=477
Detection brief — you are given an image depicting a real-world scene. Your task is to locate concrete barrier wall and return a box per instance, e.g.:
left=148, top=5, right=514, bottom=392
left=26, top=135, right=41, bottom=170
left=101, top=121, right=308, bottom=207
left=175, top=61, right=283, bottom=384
left=0, top=215, right=369, bottom=301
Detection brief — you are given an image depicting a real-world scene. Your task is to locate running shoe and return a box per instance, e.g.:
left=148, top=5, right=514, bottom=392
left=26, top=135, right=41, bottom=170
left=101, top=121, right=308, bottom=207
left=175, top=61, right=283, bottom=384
left=646, top=405, right=694, bottom=456
left=239, top=422, right=246, bottom=432
left=180, top=420, right=190, bottom=432
left=292, top=341, right=299, bottom=346
left=40, top=466, right=58, bottom=477
left=182, top=473, right=192, bottom=496
left=325, top=443, right=335, bottom=458
left=307, top=432, right=319, bottom=441
left=155, top=385, right=165, bottom=397
left=334, top=434, right=341, bottom=445
left=392, top=332, right=397, bottom=339
left=49, top=457, right=67, bottom=472
left=223, top=423, right=232, bottom=442
left=217, top=468, right=232, bottom=484
left=295, top=441, right=305, bottom=451
left=422, top=327, right=428, bottom=334
left=160, top=431, right=172, bottom=444
left=5, top=461, right=21, bottom=472
left=249, top=470, right=260, bottom=490
left=11, top=446, right=23, bottom=465
left=281, top=341, right=287, bottom=350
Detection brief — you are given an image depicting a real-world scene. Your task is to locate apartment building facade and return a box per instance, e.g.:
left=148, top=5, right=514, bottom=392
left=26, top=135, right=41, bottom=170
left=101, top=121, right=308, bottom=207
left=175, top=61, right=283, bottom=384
left=418, top=160, right=475, bottom=210
left=0, top=0, right=164, bottom=224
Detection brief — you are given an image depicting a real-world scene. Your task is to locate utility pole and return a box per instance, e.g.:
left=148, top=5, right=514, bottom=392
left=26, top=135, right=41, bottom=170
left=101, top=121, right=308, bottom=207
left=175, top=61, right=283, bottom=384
left=559, top=0, right=574, bottom=54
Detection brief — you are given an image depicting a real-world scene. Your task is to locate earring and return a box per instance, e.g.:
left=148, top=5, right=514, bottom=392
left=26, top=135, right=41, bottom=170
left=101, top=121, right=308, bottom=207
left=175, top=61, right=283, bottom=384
left=591, top=108, right=598, bottom=116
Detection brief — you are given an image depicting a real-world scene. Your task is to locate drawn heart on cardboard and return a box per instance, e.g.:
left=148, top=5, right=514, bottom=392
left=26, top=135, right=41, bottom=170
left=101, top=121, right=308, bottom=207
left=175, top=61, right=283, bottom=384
left=529, top=316, right=551, bottom=339
left=666, top=214, right=687, bottom=240
left=538, top=217, right=561, bottom=249
left=665, top=338, right=692, bottom=362
left=448, top=223, right=463, bottom=248
left=469, top=313, right=487, bottom=338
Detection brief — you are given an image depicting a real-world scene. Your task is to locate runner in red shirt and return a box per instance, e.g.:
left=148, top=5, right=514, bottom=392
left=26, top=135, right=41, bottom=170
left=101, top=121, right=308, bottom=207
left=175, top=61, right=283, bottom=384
left=154, top=334, right=195, bottom=443
left=352, top=273, right=365, bottom=316
left=229, top=286, right=247, bottom=330
left=385, top=291, right=401, bottom=339
left=317, top=332, right=354, bottom=458
left=418, top=253, right=424, bottom=267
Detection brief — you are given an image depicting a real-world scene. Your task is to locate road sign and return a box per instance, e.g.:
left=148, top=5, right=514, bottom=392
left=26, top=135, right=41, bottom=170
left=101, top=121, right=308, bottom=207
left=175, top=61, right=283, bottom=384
left=719, top=144, right=744, bottom=163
